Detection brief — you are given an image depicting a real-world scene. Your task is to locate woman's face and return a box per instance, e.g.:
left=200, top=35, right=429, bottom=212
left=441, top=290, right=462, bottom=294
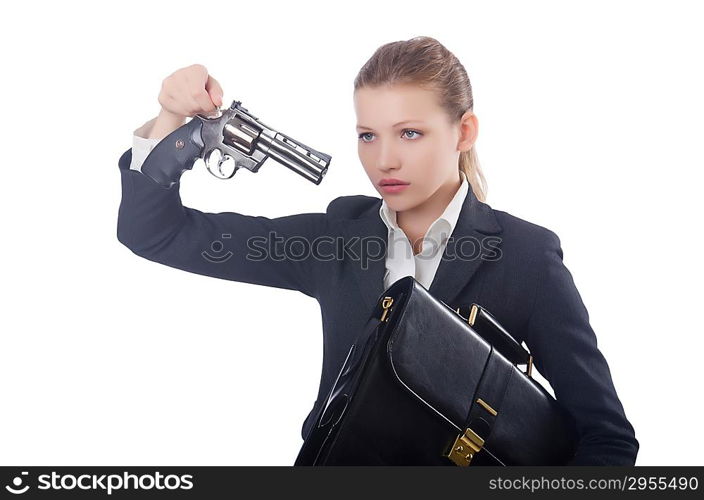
left=353, top=83, right=477, bottom=213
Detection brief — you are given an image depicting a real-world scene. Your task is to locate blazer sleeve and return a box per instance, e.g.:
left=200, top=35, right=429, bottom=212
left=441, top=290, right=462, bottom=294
left=524, top=229, right=639, bottom=466
left=116, top=147, right=330, bottom=299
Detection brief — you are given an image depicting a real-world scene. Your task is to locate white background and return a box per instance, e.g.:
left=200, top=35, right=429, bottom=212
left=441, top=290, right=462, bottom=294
left=1, top=0, right=702, bottom=466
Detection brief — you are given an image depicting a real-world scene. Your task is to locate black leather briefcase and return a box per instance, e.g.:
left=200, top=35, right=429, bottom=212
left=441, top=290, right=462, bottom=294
left=295, top=276, right=578, bottom=466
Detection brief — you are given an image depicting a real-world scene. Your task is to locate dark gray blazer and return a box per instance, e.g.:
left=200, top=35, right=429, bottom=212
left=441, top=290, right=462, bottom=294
left=116, top=147, right=638, bottom=465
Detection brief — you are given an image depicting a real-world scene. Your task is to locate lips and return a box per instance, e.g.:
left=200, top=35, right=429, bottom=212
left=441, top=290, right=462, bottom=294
left=379, top=178, right=410, bottom=186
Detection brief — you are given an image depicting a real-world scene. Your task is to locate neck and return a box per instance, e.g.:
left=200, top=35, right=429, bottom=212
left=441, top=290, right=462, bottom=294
left=397, top=173, right=462, bottom=253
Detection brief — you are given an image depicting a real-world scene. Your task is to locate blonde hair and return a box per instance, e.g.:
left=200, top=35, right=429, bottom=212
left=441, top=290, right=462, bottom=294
left=353, top=36, right=488, bottom=202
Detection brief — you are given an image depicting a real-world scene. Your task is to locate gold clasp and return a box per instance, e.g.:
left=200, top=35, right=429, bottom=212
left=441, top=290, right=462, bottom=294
left=446, top=427, right=485, bottom=466
left=380, top=297, right=394, bottom=322
left=445, top=397, right=496, bottom=466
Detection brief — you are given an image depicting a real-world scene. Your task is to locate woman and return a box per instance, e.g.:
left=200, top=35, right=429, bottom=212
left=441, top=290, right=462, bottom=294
left=117, top=36, right=638, bottom=465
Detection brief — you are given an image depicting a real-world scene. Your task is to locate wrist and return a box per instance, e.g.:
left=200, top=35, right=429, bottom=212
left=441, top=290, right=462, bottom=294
left=158, top=107, right=186, bottom=120
left=147, top=108, right=187, bottom=140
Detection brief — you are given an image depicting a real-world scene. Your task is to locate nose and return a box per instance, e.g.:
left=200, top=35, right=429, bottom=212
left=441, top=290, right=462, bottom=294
left=375, top=139, right=401, bottom=172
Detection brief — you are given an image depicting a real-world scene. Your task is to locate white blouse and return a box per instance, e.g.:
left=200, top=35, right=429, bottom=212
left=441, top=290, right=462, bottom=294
left=379, top=171, right=469, bottom=290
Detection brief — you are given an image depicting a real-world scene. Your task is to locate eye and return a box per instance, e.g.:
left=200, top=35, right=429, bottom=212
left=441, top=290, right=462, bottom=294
left=357, top=129, right=423, bottom=143
left=403, top=129, right=422, bottom=139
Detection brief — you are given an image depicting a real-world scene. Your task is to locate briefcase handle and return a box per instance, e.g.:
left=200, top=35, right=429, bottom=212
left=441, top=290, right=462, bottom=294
left=460, top=303, right=533, bottom=377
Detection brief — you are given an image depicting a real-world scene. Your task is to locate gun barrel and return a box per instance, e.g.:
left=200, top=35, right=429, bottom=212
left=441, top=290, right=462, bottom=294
left=257, top=129, right=330, bottom=185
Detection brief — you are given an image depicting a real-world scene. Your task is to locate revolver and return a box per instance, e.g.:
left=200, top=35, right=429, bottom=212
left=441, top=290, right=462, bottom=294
left=140, top=100, right=331, bottom=189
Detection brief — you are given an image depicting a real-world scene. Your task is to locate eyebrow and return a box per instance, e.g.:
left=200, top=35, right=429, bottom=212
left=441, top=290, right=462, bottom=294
left=356, top=120, right=424, bottom=130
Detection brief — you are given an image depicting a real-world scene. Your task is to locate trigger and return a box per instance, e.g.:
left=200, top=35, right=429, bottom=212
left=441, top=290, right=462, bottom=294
left=205, top=148, right=223, bottom=168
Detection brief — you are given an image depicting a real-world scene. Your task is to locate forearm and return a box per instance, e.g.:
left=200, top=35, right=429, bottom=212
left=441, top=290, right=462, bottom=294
left=117, top=148, right=186, bottom=254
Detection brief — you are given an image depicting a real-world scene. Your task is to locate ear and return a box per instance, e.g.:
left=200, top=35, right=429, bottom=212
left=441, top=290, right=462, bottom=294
left=457, top=110, right=478, bottom=153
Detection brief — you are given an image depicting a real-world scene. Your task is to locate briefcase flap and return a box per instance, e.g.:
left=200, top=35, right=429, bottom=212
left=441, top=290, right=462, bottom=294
left=385, top=282, right=494, bottom=428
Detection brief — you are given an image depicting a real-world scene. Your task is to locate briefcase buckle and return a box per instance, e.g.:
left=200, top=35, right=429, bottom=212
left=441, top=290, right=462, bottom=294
left=446, top=427, right=485, bottom=466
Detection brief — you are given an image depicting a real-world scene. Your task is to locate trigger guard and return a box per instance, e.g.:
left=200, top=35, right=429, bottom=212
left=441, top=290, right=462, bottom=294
left=217, top=155, right=238, bottom=179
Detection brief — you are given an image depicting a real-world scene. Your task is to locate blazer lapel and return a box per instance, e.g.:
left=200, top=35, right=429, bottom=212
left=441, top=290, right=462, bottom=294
left=344, top=185, right=503, bottom=314
left=427, top=185, right=503, bottom=306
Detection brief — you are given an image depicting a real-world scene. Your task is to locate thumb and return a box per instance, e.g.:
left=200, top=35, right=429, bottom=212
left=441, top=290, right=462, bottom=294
left=205, top=74, right=224, bottom=107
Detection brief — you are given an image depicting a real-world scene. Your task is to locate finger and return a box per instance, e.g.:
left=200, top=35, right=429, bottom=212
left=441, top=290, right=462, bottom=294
left=191, top=87, right=217, bottom=114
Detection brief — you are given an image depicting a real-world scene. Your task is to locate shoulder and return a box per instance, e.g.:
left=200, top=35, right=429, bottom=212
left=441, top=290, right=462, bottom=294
left=489, top=206, right=563, bottom=259
left=325, top=194, right=382, bottom=220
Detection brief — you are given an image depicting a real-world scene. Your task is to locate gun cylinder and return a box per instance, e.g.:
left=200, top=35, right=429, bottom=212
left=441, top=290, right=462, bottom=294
left=222, top=117, right=258, bottom=155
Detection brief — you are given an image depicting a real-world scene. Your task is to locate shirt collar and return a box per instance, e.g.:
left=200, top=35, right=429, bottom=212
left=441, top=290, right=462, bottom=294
left=379, top=170, right=470, bottom=237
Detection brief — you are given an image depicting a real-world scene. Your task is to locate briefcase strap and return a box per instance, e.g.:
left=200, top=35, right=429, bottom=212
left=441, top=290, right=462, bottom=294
left=446, top=347, right=514, bottom=466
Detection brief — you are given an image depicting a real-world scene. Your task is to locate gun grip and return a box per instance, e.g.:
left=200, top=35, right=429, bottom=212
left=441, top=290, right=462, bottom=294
left=141, top=117, right=205, bottom=189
